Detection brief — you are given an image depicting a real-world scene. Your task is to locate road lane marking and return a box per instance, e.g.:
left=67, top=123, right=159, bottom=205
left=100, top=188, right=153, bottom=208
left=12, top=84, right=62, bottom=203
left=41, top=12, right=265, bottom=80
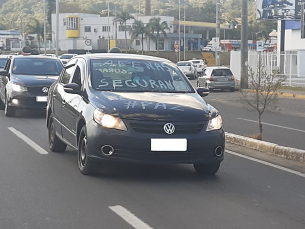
left=109, top=205, right=153, bottom=229
left=237, top=118, right=305, bottom=133
left=8, top=127, right=48, bottom=155
left=226, top=150, right=305, bottom=178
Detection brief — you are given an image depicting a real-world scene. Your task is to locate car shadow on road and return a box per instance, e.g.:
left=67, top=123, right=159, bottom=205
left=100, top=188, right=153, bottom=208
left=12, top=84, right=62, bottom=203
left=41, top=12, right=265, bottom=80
left=13, top=109, right=46, bottom=119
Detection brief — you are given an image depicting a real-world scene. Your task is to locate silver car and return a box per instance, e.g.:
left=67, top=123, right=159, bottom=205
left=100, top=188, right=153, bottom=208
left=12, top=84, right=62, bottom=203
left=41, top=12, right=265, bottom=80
left=176, top=61, right=197, bottom=79
left=189, top=59, right=207, bottom=76
left=197, top=66, right=235, bottom=92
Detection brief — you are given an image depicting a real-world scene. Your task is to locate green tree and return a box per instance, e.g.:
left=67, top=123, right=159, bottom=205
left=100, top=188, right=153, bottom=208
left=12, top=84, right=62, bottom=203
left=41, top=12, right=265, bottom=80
left=130, top=20, right=146, bottom=54
left=114, top=11, right=135, bottom=52
left=26, top=18, right=44, bottom=50
left=149, top=17, right=169, bottom=54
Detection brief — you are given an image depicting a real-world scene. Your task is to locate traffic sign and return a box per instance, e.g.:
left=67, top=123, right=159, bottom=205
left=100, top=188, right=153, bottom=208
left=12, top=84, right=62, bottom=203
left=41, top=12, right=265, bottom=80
left=85, top=39, right=92, bottom=46
left=257, top=41, right=264, bottom=52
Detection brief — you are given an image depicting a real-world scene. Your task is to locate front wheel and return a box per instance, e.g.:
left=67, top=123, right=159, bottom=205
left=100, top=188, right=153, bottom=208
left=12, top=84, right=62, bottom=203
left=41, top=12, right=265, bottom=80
left=4, top=95, right=15, bottom=117
left=78, top=126, right=97, bottom=175
left=48, top=118, right=67, bottom=152
left=194, top=162, right=220, bottom=175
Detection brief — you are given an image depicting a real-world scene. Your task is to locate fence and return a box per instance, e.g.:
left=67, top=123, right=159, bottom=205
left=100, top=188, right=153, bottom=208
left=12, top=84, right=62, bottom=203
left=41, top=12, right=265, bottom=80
left=231, top=50, right=305, bottom=87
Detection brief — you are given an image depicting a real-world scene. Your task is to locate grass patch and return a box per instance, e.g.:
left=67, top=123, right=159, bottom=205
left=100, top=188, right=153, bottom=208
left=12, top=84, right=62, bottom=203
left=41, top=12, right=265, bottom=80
left=279, top=85, right=305, bottom=91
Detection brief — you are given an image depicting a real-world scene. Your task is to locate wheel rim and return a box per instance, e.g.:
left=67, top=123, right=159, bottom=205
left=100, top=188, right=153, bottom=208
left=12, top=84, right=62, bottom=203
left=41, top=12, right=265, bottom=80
left=79, top=135, right=87, bottom=168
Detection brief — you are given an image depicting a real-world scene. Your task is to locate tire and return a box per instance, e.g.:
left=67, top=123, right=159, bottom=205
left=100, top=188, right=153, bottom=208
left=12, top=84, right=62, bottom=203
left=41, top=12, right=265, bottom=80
left=78, top=126, right=97, bottom=175
left=0, top=97, right=4, bottom=110
left=230, top=87, right=235, bottom=92
left=194, top=162, right=220, bottom=175
left=48, top=118, right=67, bottom=152
left=4, top=95, right=15, bottom=117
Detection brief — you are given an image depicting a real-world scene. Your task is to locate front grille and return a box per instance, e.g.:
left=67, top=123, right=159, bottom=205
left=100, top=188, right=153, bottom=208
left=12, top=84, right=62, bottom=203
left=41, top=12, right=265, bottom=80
left=129, top=121, right=204, bottom=134
left=26, top=86, right=49, bottom=95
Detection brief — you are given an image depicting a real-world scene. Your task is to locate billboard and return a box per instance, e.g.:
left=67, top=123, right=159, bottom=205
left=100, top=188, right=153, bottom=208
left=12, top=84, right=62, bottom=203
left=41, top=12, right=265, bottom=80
left=256, top=0, right=305, bottom=20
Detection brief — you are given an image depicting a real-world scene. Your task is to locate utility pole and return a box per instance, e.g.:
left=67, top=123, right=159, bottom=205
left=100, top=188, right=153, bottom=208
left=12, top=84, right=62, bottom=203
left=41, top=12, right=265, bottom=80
left=240, top=0, right=248, bottom=89
left=184, top=5, right=186, bottom=60
left=215, top=0, right=220, bottom=66
left=56, top=0, right=59, bottom=57
left=178, top=0, right=180, bottom=61
left=43, top=0, right=46, bottom=54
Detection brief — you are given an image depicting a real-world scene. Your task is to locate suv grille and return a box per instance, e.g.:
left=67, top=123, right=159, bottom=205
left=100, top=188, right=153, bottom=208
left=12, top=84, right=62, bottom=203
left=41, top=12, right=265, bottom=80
left=129, top=121, right=204, bottom=134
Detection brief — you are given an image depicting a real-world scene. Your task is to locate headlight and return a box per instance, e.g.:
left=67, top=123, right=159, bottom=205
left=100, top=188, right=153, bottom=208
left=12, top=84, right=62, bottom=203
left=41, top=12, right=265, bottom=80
left=11, top=83, right=27, bottom=92
left=93, top=109, right=127, bottom=131
left=206, top=115, right=222, bottom=131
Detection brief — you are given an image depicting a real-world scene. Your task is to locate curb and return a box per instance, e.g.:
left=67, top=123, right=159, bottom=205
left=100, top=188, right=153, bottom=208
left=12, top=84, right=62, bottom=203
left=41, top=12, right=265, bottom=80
left=225, top=132, right=305, bottom=164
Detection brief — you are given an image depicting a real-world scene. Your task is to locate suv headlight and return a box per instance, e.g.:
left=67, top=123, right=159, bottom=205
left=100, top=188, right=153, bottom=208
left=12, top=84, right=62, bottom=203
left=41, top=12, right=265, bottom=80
left=93, top=109, right=127, bottom=131
left=11, top=83, right=27, bottom=92
left=206, top=115, right=222, bottom=131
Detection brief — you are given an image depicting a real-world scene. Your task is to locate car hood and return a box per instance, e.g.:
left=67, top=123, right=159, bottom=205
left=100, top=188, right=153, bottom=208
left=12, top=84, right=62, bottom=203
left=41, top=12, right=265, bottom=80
left=11, top=74, right=58, bottom=86
left=90, top=91, right=212, bottom=121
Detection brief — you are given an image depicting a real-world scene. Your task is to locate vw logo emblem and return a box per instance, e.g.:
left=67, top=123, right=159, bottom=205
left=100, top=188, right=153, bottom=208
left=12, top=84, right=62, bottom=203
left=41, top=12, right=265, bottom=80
left=164, top=123, right=175, bottom=135
left=42, top=87, right=48, bottom=93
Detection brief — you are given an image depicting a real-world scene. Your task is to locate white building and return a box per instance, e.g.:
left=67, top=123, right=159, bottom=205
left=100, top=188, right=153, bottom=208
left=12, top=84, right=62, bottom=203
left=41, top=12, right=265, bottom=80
left=51, top=13, right=209, bottom=52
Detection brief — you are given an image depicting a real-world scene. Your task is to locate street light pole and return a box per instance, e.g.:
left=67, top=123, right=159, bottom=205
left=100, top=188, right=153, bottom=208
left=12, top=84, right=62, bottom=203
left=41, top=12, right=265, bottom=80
left=240, top=0, right=248, bottom=89
left=108, top=0, right=110, bottom=51
left=215, top=0, right=220, bottom=66
left=184, top=5, right=186, bottom=60
left=43, top=0, right=46, bottom=54
left=55, top=0, right=59, bottom=57
left=178, top=0, right=180, bottom=61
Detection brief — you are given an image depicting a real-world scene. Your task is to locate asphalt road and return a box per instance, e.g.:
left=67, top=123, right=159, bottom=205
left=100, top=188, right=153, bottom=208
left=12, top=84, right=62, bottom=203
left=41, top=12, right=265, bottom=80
left=0, top=109, right=304, bottom=229
left=190, top=80, right=305, bottom=151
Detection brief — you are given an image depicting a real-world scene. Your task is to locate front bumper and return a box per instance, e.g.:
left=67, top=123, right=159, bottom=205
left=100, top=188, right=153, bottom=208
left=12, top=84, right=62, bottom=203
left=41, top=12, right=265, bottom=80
left=8, top=91, right=48, bottom=110
left=86, top=120, right=225, bottom=165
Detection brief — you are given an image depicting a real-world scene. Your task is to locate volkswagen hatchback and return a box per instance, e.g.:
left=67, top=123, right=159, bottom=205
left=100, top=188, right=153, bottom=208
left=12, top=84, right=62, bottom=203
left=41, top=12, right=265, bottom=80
left=46, top=54, right=225, bottom=175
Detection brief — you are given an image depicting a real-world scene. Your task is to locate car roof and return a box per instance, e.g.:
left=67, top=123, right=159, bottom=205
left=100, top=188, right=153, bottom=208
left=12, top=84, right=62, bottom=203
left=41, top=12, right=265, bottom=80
left=11, top=55, right=59, bottom=60
left=76, top=53, right=173, bottom=63
left=177, top=60, right=192, bottom=63
left=206, top=66, right=230, bottom=70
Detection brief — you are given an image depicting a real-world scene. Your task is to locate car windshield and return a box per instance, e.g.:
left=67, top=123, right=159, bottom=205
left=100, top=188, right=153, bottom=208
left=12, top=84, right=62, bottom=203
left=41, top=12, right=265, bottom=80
left=91, top=59, right=194, bottom=93
left=212, top=69, right=232, bottom=76
left=192, top=61, right=200, bottom=64
left=0, top=58, right=7, bottom=68
left=12, top=58, right=63, bottom=75
left=60, top=54, right=74, bottom=59
left=177, top=62, right=191, bottom=66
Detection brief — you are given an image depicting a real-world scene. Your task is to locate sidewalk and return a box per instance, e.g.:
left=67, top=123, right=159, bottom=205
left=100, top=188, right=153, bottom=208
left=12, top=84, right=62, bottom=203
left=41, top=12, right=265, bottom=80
left=246, top=88, right=305, bottom=99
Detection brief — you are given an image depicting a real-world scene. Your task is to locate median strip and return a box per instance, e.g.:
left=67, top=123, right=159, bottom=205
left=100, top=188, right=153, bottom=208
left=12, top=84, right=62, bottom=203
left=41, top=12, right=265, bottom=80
left=225, top=132, right=305, bottom=164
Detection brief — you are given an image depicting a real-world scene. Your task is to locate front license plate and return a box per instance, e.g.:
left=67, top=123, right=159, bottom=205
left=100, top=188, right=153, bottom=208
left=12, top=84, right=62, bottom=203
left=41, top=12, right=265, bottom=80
left=36, top=96, right=48, bottom=102
left=151, top=139, right=187, bottom=151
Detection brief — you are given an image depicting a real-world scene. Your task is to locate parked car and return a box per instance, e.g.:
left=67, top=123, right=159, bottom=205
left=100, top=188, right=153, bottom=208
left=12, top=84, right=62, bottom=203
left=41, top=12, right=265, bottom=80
left=0, top=55, right=64, bottom=116
left=176, top=61, right=197, bottom=79
left=46, top=53, right=225, bottom=175
left=59, top=54, right=77, bottom=65
left=189, top=59, right=207, bottom=76
left=197, top=66, right=235, bottom=92
left=202, top=45, right=213, bottom=52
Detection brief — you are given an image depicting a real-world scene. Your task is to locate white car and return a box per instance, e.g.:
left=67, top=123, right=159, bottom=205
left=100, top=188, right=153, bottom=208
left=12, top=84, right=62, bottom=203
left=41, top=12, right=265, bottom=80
left=189, top=59, right=207, bottom=76
left=176, top=61, right=197, bottom=79
left=202, top=45, right=213, bottom=52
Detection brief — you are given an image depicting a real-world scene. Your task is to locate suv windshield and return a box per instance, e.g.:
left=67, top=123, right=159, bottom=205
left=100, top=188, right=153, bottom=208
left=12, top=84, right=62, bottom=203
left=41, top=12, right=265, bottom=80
left=0, top=58, right=7, bottom=68
left=177, top=62, right=191, bottom=66
left=91, top=59, right=194, bottom=93
left=60, top=54, right=74, bottom=59
left=12, top=58, right=63, bottom=75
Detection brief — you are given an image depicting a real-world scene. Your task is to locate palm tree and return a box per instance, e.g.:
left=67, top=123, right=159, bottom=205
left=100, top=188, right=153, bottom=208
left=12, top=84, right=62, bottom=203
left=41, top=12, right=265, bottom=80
left=148, top=17, right=169, bottom=54
left=130, top=20, right=146, bottom=54
left=26, top=18, right=44, bottom=50
left=114, top=11, right=135, bottom=52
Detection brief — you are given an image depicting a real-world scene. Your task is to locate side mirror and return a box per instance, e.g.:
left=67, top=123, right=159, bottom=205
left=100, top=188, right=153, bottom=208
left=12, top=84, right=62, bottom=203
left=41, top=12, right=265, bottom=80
left=197, top=87, right=209, bottom=97
left=63, top=83, right=81, bottom=94
left=0, top=70, right=8, bottom=76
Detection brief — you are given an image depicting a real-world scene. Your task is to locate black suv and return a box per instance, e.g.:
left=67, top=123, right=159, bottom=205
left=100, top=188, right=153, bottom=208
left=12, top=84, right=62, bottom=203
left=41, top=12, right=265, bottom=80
left=46, top=53, right=225, bottom=175
left=0, top=55, right=63, bottom=116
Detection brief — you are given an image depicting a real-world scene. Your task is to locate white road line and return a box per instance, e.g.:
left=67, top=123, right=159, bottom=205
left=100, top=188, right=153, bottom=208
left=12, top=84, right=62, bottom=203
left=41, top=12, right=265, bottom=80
left=8, top=127, right=48, bottom=155
left=226, top=150, right=305, bottom=178
left=109, top=205, right=153, bottom=229
left=237, top=118, right=305, bottom=133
